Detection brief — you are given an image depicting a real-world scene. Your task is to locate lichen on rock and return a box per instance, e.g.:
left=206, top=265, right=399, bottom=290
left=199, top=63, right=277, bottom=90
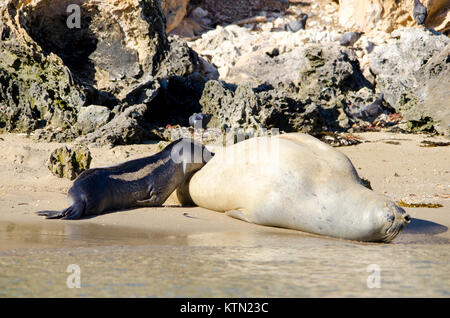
left=0, top=0, right=168, bottom=135
left=47, top=145, right=92, bottom=180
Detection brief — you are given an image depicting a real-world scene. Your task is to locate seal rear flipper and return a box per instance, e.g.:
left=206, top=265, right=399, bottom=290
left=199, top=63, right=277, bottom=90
left=35, top=210, right=65, bottom=219
left=35, top=201, right=85, bottom=220
left=225, top=209, right=252, bottom=223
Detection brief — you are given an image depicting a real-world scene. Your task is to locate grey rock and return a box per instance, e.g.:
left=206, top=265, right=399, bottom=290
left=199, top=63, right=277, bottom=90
left=199, top=43, right=377, bottom=136
left=340, top=32, right=364, bottom=47
left=413, top=0, right=428, bottom=26
left=227, top=46, right=309, bottom=85
left=348, top=94, right=384, bottom=123
left=156, top=35, right=199, bottom=79
left=199, top=81, right=323, bottom=135
left=76, top=104, right=149, bottom=147
left=284, top=14, right=308, bottom=32
left=77, top=105, right=112, bottom=134
left=33, top=128, right=79, bottom=143
left=189, top=113, right=212, bottom=128
left=294, top=44, right=375, bottom=131
left=47, top=146, right=92, bottom=180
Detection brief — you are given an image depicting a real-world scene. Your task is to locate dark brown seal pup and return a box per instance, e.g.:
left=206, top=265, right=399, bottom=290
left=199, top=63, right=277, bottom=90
left=36, top=139, right=213, bottom=220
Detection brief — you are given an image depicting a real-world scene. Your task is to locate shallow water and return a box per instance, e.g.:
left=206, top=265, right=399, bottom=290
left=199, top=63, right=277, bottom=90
left=0, top=219, right=449, bottom=297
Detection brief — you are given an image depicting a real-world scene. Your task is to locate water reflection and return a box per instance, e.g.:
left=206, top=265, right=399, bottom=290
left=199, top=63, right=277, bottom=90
left=0, top=218, right=448, bottom=297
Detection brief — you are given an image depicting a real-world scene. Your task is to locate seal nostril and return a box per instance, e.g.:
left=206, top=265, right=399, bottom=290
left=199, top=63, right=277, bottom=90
left=404, top=214, right=411, bottom=223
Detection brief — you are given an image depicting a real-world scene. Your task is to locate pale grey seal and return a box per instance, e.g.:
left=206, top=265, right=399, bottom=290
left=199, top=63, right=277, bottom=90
left=177, top=133, right=410, bottom=242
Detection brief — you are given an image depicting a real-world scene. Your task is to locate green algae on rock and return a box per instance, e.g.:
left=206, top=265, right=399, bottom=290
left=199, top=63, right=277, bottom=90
left=47, top=145, right=92, bottom=180
left=0, top=0, right=168, bottom=136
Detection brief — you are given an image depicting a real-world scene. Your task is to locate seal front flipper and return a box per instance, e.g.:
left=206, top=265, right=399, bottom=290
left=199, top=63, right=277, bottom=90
left=225, top=209, right=252, bottom=223
left=135, top=198, right=160, bottom=207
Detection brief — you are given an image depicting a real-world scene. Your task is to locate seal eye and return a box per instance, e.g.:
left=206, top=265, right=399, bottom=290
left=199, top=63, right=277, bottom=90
left=387, top=214, right=395, bottom=222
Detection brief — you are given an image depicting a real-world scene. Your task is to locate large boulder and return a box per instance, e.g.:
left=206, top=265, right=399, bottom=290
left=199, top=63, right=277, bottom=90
left=0, top=0, right=168, bottom=133
left=189, top=24, right=341, bottom=84
left=292, top=43, right=377, bottom=131
left=369, top=28, right=450, bottom=135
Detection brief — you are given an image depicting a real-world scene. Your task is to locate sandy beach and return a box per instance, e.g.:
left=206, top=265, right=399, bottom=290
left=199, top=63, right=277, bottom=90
left=0, top=132, right=449, bottom=297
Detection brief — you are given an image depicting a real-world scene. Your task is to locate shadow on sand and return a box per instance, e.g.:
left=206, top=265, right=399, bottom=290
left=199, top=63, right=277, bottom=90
left=397, top=217, right=449, bottom=244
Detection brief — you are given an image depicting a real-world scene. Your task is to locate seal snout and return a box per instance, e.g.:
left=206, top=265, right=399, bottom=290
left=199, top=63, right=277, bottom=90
left=382, top=203, right=410, bottom=242
left=386, top=202, right=410, bottom=225
left=396, top=205, right=411, bottom=226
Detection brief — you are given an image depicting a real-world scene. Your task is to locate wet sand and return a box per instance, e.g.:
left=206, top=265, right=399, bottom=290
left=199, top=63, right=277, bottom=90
left=0, top=132, right=449, bottom=297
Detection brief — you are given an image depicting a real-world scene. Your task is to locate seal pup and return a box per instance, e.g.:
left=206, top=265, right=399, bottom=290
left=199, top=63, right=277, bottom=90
left=177, top=133, right=410, bottom=242
left=413, top=0, right=427, bottom=26
left=36, top=139, right=213, bottom=220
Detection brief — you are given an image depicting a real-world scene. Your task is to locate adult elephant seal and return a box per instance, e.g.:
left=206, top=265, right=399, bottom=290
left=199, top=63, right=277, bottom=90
left=177, top=133, right=410, bottom=242
left=36, top=139, right=213, bottom=220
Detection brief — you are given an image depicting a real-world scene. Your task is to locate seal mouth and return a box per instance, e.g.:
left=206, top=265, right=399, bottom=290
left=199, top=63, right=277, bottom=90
left=383, top=222, right=404, bottom=243
left=382, top=207, right=411, bottom=243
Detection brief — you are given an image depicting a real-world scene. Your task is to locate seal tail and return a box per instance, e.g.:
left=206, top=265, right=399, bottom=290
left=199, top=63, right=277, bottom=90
left=35, top=201, right=85, bottom=220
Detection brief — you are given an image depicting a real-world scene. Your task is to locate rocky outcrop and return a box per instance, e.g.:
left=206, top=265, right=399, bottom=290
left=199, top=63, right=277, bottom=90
left=0, top=0, right=86, bottom=132
left=198, top=43, right=379, bottom=136
left=0, top=0, right=167, bottom=134
left=0, top=0, right=214, bottom=144
left=293, top=43, right=377, bottom=131
left=369, top=28, right=450, bottom=135
left=47, top=145, right=92, bottom=180
left=199, top=81, right=322, bottom=134
left=338, top=0, right=450, bottom=34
